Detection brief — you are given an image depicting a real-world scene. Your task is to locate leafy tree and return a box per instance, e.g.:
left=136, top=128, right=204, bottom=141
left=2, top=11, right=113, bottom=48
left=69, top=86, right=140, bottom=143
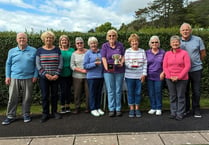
left=135, top=0, right=185, bottom=27
left=95, top=22, right=116, bottom=33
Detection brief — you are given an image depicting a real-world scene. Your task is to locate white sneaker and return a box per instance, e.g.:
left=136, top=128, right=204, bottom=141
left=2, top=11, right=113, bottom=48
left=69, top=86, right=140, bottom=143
left=156, top=110, right=162, bottom=115
left=91, top=110, right=100, bottom=117
left=148, top=109, right=156, bottom=114
left=97, top=109, right=105, bottom=116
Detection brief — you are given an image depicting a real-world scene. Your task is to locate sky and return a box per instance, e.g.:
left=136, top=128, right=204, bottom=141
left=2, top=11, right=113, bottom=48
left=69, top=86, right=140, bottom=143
left=0, top=0, right=196, bottom=33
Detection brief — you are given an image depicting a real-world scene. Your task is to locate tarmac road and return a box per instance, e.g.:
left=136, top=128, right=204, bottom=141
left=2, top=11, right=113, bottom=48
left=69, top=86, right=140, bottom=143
left=0, top=109, right=209, bottom=138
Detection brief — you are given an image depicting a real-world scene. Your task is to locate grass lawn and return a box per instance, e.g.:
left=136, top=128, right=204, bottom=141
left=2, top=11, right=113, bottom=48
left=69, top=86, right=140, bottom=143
left=0, top=96, right=208, bottom=116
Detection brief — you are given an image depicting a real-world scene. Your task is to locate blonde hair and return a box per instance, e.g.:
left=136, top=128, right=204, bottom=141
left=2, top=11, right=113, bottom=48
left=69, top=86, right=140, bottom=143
left=41, top=31, right=55, bottom=42
left=128, top=33, right=139, bottom=43
left=106, top=29, right=118, bottom=40
left=59, top=35, right=70, bottom=48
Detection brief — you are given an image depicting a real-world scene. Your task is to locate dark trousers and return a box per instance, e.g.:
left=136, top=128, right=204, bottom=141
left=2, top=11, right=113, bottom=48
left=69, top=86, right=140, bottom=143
left=166, top=79, right=188, bottom=117
left=59, top=76, right=72, bottom=106
left=186, top=70, right=202, bottom=113
left=39, top=77, right=59, bottom=115
left=87, top=78, right=104, bottom=111
left=73, top=77, right=89, bottom=110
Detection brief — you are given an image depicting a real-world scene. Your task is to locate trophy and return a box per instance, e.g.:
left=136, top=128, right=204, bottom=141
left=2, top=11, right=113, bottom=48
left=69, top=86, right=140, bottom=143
left=112, top=54, right=121, bottom=65
left=131, top=59, right=139, bottom=68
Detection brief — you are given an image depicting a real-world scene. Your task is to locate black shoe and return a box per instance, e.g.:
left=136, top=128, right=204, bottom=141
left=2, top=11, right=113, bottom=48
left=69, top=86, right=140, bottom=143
left=175, top=116, right=183, bottom=121
left=194, top=111, right=202, bottom=118
left=108, top=111, right=115, bottom=117
left=51, top=113, right=62, bottom=119
left=40, top=114, right=49, bottom=123
left=169, top=115, right=176, bottom=119
left=116, top=111, right=122, bottom=117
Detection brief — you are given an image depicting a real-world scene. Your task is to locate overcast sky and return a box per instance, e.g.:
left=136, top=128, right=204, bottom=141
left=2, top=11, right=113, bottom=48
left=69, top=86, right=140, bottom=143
left=0, top=0, right=196, bottom=33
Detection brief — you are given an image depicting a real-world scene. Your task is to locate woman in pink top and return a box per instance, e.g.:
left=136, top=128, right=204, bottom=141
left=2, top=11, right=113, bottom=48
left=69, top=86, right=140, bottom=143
left=163, top=35, right=191, bottom=121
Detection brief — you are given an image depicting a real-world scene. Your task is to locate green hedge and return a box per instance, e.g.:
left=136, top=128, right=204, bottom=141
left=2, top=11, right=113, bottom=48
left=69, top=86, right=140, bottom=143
left=0, top=30, right=209, bottom=106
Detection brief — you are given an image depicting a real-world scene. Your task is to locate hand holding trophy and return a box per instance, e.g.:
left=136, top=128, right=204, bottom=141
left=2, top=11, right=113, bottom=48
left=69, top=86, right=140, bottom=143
left=112, top=54, right=121, bottom=65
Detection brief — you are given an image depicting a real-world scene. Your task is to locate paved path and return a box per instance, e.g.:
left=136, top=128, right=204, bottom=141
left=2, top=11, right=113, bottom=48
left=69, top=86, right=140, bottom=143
left=1, top=131, right=209, bottom=145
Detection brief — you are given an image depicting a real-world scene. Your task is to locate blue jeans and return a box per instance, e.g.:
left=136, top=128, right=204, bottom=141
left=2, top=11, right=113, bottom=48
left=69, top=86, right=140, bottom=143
left=87, top=78, right=104, bottom=111
left=104, top=73, right=124, bottom=112
left=39, top=77, right=59, bottom=115
left=125, top=78, right=142, bottom=105
left=147, top=80, right=163, bottom=110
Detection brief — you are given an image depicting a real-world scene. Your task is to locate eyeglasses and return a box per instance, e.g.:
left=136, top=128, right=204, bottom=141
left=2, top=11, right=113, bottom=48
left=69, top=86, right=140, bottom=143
left=76, top=42, right=83, bottom=45
left=108, top=35, right=116, bottom=37
left=151, top=41, right=158, bottom=44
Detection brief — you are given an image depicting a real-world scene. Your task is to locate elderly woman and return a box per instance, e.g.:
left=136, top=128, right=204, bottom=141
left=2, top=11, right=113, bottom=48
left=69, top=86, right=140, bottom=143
left=59, top=35, right=75, bottom=114
left=163, top=35, right=191, bottom=121
left=101, top=29, right=125, bottom=117
left=83, top=36, right=104, bottom=117
left=70, top=37, right=89, bottom=114
left=146, top=36, right=165, bottom=116
left=124, top=33, right=147, bottom=118
left=36, top=31, right=63, bottom=123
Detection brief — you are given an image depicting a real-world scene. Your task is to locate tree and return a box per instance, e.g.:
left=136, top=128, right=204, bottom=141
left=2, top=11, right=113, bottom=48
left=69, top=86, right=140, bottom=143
left=135, top=0, right=185, bottom=27
left=95, top=22, right=116, bottom=33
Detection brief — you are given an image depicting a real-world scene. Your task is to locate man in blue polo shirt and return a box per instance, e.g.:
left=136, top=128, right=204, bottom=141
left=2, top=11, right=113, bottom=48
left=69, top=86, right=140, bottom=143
left=2, top=32, right=38, bottom=125
left=180, top=23, right=206, bottom=118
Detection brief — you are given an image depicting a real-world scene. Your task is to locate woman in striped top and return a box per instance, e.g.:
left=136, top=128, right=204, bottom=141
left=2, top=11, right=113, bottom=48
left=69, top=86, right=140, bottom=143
left=36, top=31, right=63, bottom=123
left=124, top=33, right=147, bottom=118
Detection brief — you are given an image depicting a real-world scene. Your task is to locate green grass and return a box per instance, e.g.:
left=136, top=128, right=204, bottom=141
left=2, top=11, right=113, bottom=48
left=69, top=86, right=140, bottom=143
left=0, top=97, right=209, bottom=116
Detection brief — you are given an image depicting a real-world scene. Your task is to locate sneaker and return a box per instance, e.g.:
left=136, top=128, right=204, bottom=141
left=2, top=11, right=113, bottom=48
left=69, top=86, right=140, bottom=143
left=65, top=107, right=71, bottom=113
left=194, top=112, right=202, bottom=118
left=156, top=110, right=162, bottom=116
left=23, top=116, right=31, bottom=123
left=148, top=109, right=156, bottom=114
left=91, top=110, right=100, bottom=117
left=116, top=111, right=122, bottom=117
left=135, top=110, right=142, bottom=118
left=97, top=109, right=104, bottom=116
left=108, top=111, right=115, bottom=117
left=2, top=117, right=16, bottom=125
left=60, top=107, right=66, bottom=114
left=128, top=110, right=135, bottom=118
left=40, top=114, right=49, bottom=123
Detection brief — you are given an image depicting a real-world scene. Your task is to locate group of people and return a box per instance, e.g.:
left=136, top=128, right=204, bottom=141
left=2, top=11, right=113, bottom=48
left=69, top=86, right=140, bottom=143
left=1, top=22, right=206, bottom=125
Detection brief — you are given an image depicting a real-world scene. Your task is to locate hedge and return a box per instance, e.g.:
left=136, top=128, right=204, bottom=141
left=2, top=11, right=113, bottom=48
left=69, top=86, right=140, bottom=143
left=0, top=30, right=209, bottom=106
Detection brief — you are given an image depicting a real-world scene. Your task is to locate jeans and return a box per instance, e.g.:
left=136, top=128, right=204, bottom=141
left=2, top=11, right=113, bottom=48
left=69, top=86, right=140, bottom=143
left=39, top=77, right=59, bottom=115
left=147, top=80, right=163, bottom=110
left=104, top=73, right=124, bottom=112
left=87, top=78, right=104, bottom=110
left=59, top=76, right=72, bottom=105
left=185, top=70, right=202, bottom=113
left=166, top=79, right=188, bottom=117
left=125, top=78, right=142, bottom=105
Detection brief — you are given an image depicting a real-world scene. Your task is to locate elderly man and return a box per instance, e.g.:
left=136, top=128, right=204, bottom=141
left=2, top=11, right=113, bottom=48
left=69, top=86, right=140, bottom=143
left=2, top=32, right=38, bottom=125
left=180, top=23, right=206, bottom=118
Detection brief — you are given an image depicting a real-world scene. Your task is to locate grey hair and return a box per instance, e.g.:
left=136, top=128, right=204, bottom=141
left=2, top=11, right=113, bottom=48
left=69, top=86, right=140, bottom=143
left=87, top=36, right=98, bottom=46
left=75, top=37, right=84, bottom=43
left=148, top=35, right=160, bottom=48
left=170, top=35, right=180, bottom=43
left=180, top=22, right=192, bottom=31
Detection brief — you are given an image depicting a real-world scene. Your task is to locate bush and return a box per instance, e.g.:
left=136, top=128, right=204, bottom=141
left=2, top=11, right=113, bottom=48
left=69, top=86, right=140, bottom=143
left=0, top=29, right=209, bottom=106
